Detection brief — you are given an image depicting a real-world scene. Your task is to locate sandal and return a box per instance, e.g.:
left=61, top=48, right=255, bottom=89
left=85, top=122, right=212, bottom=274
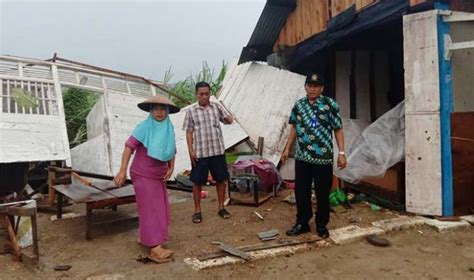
left=146, top=254, right=173, bottom=264
left=218, top=208, right=231, bottom=219
left=192, top=212, right=202, bottom=223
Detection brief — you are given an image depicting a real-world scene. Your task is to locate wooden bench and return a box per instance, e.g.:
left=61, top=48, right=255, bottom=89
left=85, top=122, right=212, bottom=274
left=53, top=182, right=135, bottom=240
left=0, top=200, right=39, bottom=262
left=49, top=167, right=192, bottom=240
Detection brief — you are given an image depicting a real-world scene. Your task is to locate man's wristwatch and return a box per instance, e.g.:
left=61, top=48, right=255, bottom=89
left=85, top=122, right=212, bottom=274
left=338, top=151, right=345, bottom=156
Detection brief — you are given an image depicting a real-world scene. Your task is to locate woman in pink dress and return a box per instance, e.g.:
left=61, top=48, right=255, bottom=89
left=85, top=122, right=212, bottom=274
left=113, top=95, right=179, bottom=263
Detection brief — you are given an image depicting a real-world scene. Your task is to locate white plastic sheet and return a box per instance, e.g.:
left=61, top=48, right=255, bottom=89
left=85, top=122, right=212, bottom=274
left=334, top=101, right=405, bottom=183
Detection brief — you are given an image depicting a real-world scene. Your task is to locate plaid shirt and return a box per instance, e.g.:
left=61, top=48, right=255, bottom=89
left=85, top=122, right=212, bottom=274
left=183, top=102, right=230, bottom=158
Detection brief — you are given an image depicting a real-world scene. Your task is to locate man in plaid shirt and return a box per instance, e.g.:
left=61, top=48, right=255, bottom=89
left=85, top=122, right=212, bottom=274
left=183, top=81, right=233, bottom=223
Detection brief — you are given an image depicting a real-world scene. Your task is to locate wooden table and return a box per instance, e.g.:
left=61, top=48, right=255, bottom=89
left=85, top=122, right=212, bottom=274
left=0, top=200, right=39, bottom=262
left=228, top=174, right=275, bottom=207
left=48, top=167, right=192, bottom=240
left=53, top=182, right=135, bottom=240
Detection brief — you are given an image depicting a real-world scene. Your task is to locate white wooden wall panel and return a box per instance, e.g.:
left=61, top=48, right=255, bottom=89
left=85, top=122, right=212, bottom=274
left=0, top=114, right=66, bottom=162
left=405, top=113, right=442, bottom=215
left=404, top=11, right=443, bottom=216
left=86, top=96, right=106, bottom=140
left=107, top=93, right=147, bottom=175
left=219, top=62, right=306, bottom=164
left=335, top=51, right=351, bottom=118
left=70, top=134, right=111, bottom=175
left=404, top=11, right=441, bottom=113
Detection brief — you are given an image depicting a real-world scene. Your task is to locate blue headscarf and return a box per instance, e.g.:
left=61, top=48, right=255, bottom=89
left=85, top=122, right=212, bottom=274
left=131, top=107, right=176, bottom=162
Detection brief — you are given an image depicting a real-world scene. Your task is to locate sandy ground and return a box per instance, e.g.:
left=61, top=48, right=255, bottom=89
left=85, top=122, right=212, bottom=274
left=1, top=187, right=473, bottom=280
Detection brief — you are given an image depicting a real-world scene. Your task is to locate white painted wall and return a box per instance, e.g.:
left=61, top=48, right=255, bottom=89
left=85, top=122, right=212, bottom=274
left=0, top=114, right=67, bottom=162
left=70, top=133, right=111, bottom=175
left=404, top=11, right=443, bottom=216
left=107, top=92, right=147, bottom=175
left=86, top=96, right=106, bottom=140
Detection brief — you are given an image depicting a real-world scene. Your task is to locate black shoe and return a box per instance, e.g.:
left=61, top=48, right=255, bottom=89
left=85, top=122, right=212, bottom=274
left=286, top=224, right=310, bottom=236
left=317, top=227, right=330, bottom=239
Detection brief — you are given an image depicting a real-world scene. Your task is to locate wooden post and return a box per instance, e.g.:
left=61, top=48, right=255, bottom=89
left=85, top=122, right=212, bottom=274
left=253, top=179, right=259, bottom=207
left=30, top=212, right=39, bottom=259
left=48, top=162, right=57, bottom=206
left=3, top=215, right=21, bottom=261
left=86, top=204, right=92, bottom=240
left=56, top=193, right=63, bottom=219
left=257, top=137, right=264, bottom=156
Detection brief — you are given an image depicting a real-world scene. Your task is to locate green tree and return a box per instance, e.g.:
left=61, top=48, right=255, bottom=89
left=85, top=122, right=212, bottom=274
left=62, top=88, right=98, bottom=148
left=164, top=61, right=227, bottom=108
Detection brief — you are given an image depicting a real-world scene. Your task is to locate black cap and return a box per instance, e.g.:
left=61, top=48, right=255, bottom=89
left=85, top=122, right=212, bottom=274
left=305, top=73, right=325, bottom=85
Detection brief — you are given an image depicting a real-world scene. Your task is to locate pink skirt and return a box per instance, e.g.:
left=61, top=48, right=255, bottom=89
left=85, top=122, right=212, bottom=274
left=132, top=176, right=170, bottom=247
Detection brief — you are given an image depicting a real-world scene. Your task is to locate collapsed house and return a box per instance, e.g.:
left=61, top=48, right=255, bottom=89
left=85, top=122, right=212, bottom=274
left=0, top=55, right=176, bottom=196
left=74, top=61, right=310, bottom=178
left=239, top=0, right=474, bottom=216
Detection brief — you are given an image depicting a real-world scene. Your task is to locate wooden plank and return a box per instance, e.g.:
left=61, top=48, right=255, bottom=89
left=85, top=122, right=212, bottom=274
left=451, top=138, right=474, bottom=215
left=51, top=64, right=71, bottom=166
left=86, top=196, right=136, bottom=210
left=451, top=112, right=474, bottom=139
left=70, top=134, right=112, bottom=176
left=405, top=114, right=443, bottom=216
left=301, top=0, right=312, bottom=39
left=451, top=112, right=474, bottom=215
left=93, top=182, right=135, bottom=198
left=3, top=215, right=21, bottom=260
left=48, top=162, right=57, bottom=206
left=403, top=11, right=440, bottom=113
left=53, top=184, right=115, bottom=203
left=332, top=0, right=346, bottom=17
left=0, top=113, right=66, bottom=163
left=404, top=10, right=443, bottom=217
left=410, top=0, right=426, bottom=6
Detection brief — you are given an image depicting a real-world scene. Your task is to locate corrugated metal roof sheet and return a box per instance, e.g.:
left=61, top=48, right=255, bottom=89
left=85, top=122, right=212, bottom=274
left=219, top=62, right=306, bottom=164
left=239, top=0, right=296, bottom=64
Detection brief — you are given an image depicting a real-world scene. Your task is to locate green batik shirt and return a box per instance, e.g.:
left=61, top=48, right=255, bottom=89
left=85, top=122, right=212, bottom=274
left=289, top=95, right=343, bottom=165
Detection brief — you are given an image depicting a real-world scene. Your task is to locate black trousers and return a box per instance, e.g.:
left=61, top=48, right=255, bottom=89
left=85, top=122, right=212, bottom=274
left=295, top=160, right=333, bottom=229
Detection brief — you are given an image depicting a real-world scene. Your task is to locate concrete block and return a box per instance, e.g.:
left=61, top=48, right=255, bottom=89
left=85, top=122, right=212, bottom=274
left=372, top=216, right=426, bottom=231
left=460, top=215, right=474, bottom=225
left=424, top=218, right=471, bottom=231
left=329, top=225, right=385, bottom=245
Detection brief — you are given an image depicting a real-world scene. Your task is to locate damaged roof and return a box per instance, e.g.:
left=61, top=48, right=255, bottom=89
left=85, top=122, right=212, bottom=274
left=238, top=0, right=296, bottom=64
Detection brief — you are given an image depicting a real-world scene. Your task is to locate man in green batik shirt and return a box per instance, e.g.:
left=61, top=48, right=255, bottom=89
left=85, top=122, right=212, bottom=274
left=281, top=72, right=347, bottom=239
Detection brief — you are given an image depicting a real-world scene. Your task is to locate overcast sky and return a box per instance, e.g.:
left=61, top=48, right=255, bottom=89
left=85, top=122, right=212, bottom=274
left=0, top=0, right=265, bottom=81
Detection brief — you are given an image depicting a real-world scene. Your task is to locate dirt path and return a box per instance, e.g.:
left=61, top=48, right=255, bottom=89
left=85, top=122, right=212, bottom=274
left=1, top=188, right=473, bottom=279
